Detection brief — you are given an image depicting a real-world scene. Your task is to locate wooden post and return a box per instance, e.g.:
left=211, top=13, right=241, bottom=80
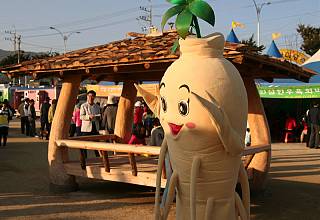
left=128, top=153, right=138, bottom=176
left=101, top=151, right=110, bottom=172
left=114, top=81, right=138, bottom=176
left=244, top=77, right=271, bottom=191
left=48, top=74, right=81, bottom=193
left=114, top=81, right=137, bottom=143
left=80, top=150, right=87, bottom=170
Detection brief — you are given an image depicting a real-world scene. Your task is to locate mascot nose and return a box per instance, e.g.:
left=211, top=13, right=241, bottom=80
left=168, top=123, right=183, bottom=136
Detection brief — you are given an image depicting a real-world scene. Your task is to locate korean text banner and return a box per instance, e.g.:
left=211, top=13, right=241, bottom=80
left=258, top=85, right=320, bottom=98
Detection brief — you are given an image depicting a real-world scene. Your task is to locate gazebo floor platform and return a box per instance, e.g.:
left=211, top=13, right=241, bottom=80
left=64, top=154, right=167, bottom=188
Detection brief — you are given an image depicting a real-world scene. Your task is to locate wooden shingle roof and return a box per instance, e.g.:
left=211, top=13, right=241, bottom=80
left=1, top=31, right=315, bottom=82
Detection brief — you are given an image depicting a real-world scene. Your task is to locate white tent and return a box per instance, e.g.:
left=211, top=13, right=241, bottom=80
left=302, top=49, right=320, bottom=73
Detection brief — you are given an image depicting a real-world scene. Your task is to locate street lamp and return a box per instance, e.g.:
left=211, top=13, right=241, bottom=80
left=252, top=0, right=271, bottom=47
left=49, top=27, right=80, bottom=54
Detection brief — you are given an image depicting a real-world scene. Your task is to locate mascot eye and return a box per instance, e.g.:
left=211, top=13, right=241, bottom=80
left=161, top=97, right=167, bottom=112
left=178, top=100, right=189, bottom=116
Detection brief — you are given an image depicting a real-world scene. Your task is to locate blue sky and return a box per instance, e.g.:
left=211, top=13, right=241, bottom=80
left=0, top=0, right=319, bottom=54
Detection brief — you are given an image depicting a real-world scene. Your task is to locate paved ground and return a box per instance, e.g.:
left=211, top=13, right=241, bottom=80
left=0, top=120, right=319, bottom=219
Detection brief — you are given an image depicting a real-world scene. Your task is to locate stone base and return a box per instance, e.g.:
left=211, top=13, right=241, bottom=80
left=49, top=182, right=79, bottom=194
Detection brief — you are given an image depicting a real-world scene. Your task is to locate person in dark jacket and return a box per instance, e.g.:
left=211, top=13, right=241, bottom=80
left=307, top=102, right=320, bottom=148
left=40, top=97, right=51, bottom=139
left=101, top=95, right=118, bottom=134
left=28, top=99, right=37, bottom=137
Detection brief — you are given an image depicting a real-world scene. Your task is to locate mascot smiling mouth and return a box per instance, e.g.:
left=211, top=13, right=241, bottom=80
left=168, top=123, right=183, bottom=136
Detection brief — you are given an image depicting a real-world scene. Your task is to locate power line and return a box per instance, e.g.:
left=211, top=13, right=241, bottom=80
left=21, top=40, right=62, bottom=51
left=241, top=0, right=303, bottom=8
left=23, top=17, right=136, bottom=39
left=15, top=8, right=137, bottom=33
left=14, top=4, right=168, bottom=34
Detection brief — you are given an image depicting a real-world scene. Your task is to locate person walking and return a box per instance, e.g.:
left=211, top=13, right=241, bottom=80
left=40, top=97, right=51, bottom=139
left=80, top=90, right=101, bottom=159
left=0, top=102, right=12, bottom=146
left=48, top=99, right=57, bottom=134
left=284, top=114, right=297, bottom=143
left=28, top=99, right=37, bottom=137
left=300, top=117, right=308, bottom=143
left=18, top=98, right=30, bottom=135
left=128, top=101, right=146, bottom=145
left=3, top=99, right=15, bottom=120
left=307, top=102, right=320, bottom=148
left=72, top=99, right=82, bottom=137
left=101, top=95, right=118, bottom=135
left=80, top=90, right=101, bottom=135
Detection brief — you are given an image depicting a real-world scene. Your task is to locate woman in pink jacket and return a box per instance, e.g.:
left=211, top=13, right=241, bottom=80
left=72, top=102, right=82, bottom=136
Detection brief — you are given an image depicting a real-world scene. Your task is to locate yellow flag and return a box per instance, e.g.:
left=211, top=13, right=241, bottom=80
left=272, top=32, right=281, bottom=40
left=232, top=21, right=245, bottom=29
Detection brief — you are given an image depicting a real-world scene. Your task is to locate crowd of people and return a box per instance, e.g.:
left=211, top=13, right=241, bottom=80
left=17, top=97, right=57, bottom=139
left=6, top=89, right=320, bottom=151
left=2, top=90, right=164, bottom=148
left=283, top=101, right=320, bottom=149
left=75, top=90, right=164, bottom=147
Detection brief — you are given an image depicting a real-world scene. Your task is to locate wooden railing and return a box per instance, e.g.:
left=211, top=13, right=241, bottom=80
left=56, top=139, right=161, bottom=155
left=56, top=136, right=271, bottom=178
left=242, top=144, right=271, bottom=156
left=68, top=134, right=119, bottom=142
left=56, top=136, right=161, bottom=176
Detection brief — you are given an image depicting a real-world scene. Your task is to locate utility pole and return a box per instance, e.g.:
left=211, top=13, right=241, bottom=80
left=17, top=35, right=21, bottom=64
left=252, top=0, right=271, bottom=47
left=5, top=29, right=21, bottom=86
left=138, top=0, right=153, bottom=33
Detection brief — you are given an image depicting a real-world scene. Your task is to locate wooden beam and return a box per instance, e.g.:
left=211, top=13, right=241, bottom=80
left=242, top=144, right=271, bottom=156
left=100, top=71, right=164, bottom=82
left=68, top=134, right=118, bottom=142
left=243, top=77, right=271, bottom=192
left=55, top=139, right=161, bottom=155
left=128, top=153, right=138, bottom=176
left=80, top=150, right=86, bottom=170
left=48, top=74, right=81, bottom=193
left=114, top=81, right=137, bottom=143
left=101, top=151, right=110, bottom=172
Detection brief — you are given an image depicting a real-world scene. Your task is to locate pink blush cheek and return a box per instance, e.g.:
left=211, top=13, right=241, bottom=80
left=186, top=122, right=196, bottom=129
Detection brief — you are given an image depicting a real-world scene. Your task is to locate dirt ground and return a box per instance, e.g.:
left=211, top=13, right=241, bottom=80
left=0, top=120, right=319, bottom=219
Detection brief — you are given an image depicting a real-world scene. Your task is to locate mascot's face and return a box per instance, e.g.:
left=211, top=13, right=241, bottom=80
left=158, top=69, right=217, bottom=145
left=159, top=81, right=193, bottom=139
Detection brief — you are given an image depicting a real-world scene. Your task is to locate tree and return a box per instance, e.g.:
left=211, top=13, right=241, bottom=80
left=240, top=34, right=265, bottom=54
left=297, top=24, right=320, bottom=56
left=0, top=51, right=59, bottom=67
left=0, top=52, right=29, bottom=67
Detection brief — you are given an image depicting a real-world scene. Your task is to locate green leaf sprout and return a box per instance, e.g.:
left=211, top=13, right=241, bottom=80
left=162, top=0, right=215, bottom=39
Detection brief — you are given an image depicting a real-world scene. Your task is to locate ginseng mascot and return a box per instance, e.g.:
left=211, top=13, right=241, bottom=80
left=135, top=0, right=250, bottom=219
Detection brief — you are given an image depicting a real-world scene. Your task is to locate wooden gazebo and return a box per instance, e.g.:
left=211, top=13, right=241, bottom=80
left=1, top=31, right=315, bottom=192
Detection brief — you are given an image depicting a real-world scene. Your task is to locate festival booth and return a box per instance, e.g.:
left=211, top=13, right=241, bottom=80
left=257, top=49, right=320, bottom=142
left=1, top=31, right=315, bottom=194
